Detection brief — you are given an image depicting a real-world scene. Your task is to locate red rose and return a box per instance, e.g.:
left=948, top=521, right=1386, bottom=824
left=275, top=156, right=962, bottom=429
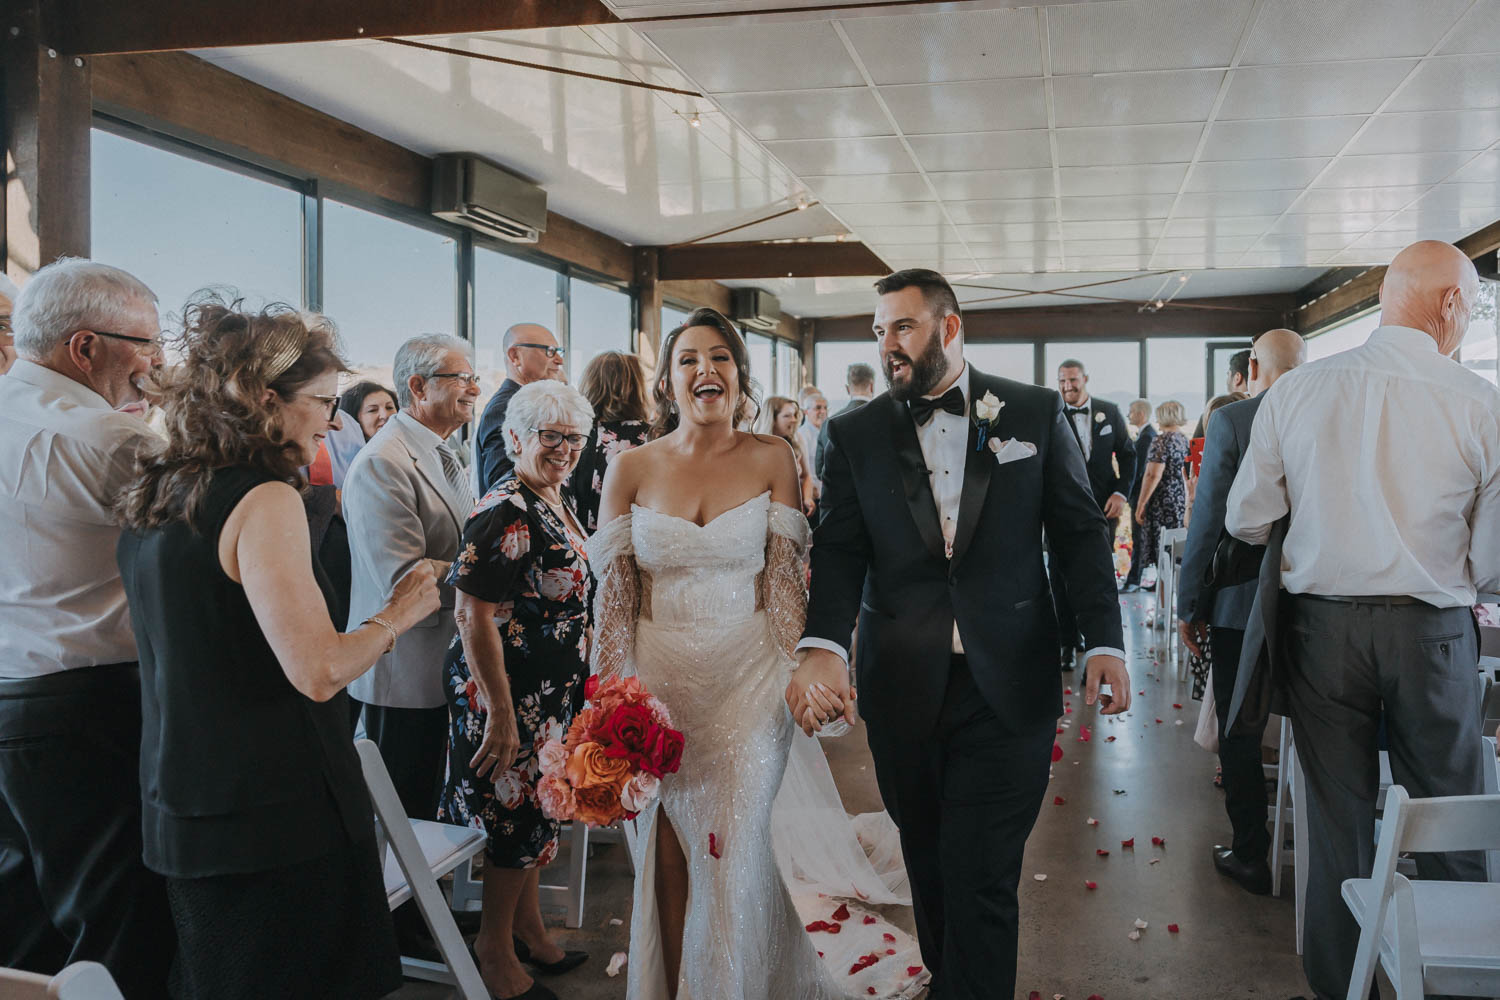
left=642, top=724, right=685, bottom=777
left=600, top=704, right=655, bottom=762
left=585, top=674, right=600, bottom=702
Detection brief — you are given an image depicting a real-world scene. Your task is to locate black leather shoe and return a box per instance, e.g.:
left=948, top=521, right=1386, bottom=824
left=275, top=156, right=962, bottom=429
left=496, top=982, right=558, bottom=1000
left=453, top=908, right=482, bottom=935
left=1212, top=845, right=1272, bottom=895
left=1060, top=646, right=1076, bottom=671
left=513, top=936, right=589, bottom=975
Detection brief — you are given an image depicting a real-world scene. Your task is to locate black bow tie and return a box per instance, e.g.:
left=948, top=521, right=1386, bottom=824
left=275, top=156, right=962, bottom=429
left=908, top=386, right=966, bottom=426
left=1065, top=406, right=1089, bottom=418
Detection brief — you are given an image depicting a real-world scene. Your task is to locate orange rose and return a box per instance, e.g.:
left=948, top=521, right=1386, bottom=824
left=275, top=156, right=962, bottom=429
left=573, top=781, right=625, bottom=827
left=566, top=742, right=632, bottom=790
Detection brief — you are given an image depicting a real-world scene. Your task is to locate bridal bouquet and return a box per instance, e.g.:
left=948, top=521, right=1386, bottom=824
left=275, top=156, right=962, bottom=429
left=536, top=675, right=685, bottom=827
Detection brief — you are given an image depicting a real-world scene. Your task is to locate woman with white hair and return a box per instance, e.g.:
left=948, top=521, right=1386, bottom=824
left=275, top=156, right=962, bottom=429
left=439, top=379, right=594, bottom=1000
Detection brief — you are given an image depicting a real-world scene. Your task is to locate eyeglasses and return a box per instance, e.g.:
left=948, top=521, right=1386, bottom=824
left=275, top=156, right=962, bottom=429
left=428, top=372, right=482, bottom=388
left=514, top=343, right=564, bottom=359
left=87, top=330, right=164, bottom=358
left=531, top=427, right=588, bottom=450
left=304, top=393, right=341, bottom=420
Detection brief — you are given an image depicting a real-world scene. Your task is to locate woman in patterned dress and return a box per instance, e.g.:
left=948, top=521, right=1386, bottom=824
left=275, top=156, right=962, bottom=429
left=571, top=350, right=650, bottom=534
left=439, top=379, right=595, bottom=1000
left=1135, top=398, right=1190, bottom=578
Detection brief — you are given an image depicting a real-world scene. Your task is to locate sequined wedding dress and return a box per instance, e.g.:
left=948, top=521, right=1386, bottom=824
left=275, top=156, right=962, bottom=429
left=590, top=492, right=926, bottom=1000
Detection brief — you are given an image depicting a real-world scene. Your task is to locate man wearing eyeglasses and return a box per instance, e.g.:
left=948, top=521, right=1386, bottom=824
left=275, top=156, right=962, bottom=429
left=474, top=323, right=566, bottom=495
left=0, top=258, right=173, bottom=995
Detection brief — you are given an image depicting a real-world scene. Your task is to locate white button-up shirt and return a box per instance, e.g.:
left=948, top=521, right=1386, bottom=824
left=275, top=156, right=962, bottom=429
left=1066, top=399, right=1094, bottom=461
left=0, top=361, right=157, bottom=677
left=1227, top=325, right=1500, bottom=607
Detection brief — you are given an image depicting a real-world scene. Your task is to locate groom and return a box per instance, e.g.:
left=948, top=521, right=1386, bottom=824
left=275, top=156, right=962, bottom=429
left=787, top=269, right=1129, bottom=1000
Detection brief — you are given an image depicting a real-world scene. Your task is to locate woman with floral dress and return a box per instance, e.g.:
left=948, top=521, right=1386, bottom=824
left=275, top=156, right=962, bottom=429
left=1135, top=398, right=1191, bottom=582
left=440, top=380, right=595, bottom=1000
left=571, top=350, right=650, bottom=534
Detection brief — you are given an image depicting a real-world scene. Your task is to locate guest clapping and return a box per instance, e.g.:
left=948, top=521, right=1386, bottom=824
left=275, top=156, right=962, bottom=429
left=442, top=379, right=594, bottom=1000
left=115, top=298, right=440, bottom=1000
left=572, top=350, right=650, bottom=534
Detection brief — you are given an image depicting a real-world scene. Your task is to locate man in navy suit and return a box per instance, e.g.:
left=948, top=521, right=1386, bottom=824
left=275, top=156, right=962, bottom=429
left=1049, top=359, right=1135, bottom=669
left=1122, top=399, right=1156, bottom=592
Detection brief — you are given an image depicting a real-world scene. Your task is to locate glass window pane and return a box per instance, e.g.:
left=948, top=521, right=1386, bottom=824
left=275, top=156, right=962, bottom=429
left=323, top=199, right=456, bottom=394
left=1306, top=308, right=1379, bottom=362
left=473, top=247, right=560, bottom=417
left=662, top=303, right=693, bottom=336
left=1044, top=342, right=1140, bottom=413
left=91, top=128, right=302, bottom=322
left=965, top=343, right=1036, bottom=385
left=815, top=341, right=882, bottom=413
left=744, top=330, right=775, bottom=411
left=569, top=278, right=632, bottom=382
left=1145, top=336, right=1218, bottom=434
left=1459, top=280, right=1498, bottom=387
left=776, top=339, right=802, bottom=398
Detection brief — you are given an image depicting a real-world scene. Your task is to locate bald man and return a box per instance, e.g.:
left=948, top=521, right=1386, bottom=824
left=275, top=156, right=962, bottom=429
left=473, top=323, right=566, bottom=493
left=1175, top=329, right=1306, bottom=898
left=1227, top=241, right=1500, bottom=1000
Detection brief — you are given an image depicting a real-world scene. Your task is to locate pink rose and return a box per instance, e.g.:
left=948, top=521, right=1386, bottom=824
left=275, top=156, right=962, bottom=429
left=538, top=739, right=569, bottom=778
left=619, top=772, right=661, bottom=814
left=536, top=774, right=576, bottom=821
left=643, top=695, right=673, bottom=729
left=493, top=768, right=526, bottom=810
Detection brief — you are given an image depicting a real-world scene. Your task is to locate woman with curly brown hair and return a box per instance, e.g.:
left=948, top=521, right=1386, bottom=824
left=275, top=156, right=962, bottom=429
left=115, top=295, right=439, bottom=1000
left=570, top=350, right=651, bottom=534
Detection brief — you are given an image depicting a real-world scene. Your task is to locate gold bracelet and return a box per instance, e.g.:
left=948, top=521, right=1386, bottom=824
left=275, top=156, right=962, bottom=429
left=365, top=615, right=398, bottom=655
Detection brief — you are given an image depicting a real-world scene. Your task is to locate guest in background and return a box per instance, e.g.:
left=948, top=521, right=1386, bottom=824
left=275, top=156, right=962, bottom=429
left=797, top=388, right=828, bottom=510
left=0, top=272, right=19, bottom=375
left=340, top=380, right=399, bottom=441
left=1134, top=399, right=1189, bottom=584
left=475, top=323, right=566, bottom=495
left=1122, top=399, right=1156, bottom=593
left=759, top=394, right=818, bottom=516
left=1050, top=359, right=1135, bottom=669
left=1227, top=241, right=1500, bottom=1000
left=0, top=259, right=172, bottom=997
left=572, top=350, right=650, bottom=534
left=1226, top=348, right=1251, bottom=395
left=442, top=380, right=593, bottom=1000
left=1177, top=329, right=1306, bottom=898
left=1187, top=392, right=1250, bottom=508
left=816, top=361, right=876, bottom=481
left=115, top=298, right=440, bottom=1000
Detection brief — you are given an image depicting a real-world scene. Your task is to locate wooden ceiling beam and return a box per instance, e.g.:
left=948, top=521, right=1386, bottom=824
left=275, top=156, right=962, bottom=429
left=656, top=240, right=889, bottom=281
left=44, top=0, right=618, bottom=56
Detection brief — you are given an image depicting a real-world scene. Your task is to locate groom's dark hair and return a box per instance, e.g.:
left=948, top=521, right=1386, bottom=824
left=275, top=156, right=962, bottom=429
left=875, top=268, right=962, bottom=323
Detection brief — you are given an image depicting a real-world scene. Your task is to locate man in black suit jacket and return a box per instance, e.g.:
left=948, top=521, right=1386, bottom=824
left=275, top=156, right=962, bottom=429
left=1048, top=360, right=1136, bottom=668
left=814, top=361, right=876, bottom=481
left=787, top=270, right=1129, bottom=1000
left=472, top=323, right=565, bottom=494
left=1122, top=399, right=1156, bottom=590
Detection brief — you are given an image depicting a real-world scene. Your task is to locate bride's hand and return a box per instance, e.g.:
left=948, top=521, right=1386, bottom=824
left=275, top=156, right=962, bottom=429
left=785, top=649, right=854, bottom=736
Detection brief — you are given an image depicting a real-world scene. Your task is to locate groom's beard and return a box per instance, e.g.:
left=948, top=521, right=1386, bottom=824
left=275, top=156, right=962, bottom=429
left=883, top=331, right=949, bottom=402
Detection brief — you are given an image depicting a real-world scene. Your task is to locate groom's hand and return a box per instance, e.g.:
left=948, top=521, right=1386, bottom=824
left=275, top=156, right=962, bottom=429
left=786, top=648, right=854, bottom=736
left=1084, top=653, right=1130, bottom=715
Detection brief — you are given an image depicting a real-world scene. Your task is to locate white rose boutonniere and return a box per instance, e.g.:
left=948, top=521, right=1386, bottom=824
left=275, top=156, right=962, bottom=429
left=1094, top=410, right=1106, bottom=424
left=971, top=390, right=1004, bottom=450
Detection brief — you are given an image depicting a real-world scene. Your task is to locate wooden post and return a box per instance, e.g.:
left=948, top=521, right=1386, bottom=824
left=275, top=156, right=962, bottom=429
left=799, top=317, right=817, bottom=388
left=634, top=247, right=662, bottom=369
left=4, top=0, right=92, bottom=282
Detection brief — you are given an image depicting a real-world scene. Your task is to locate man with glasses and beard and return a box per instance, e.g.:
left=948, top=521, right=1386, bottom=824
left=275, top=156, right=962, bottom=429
left=788, top=268, right=1128, bottom=1000
left=474, top=323, right=566, bottom=495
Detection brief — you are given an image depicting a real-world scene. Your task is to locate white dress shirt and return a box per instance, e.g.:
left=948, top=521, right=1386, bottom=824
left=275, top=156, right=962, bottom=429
left=1226, top=325, right=1500, bottom=607
left=1066, top=398, right=1094, bottom=461
left=0, top=360, right=157, bottom=677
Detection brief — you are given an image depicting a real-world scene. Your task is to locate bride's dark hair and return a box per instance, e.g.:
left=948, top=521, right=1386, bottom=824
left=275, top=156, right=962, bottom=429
left=649, top=307, right=760, bottom=439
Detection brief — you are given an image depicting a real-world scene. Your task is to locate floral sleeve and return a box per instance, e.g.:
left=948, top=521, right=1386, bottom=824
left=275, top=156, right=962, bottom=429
left=763, top=501, right=811, bottom=667
left=447, top=487, right=531, bottom=604
left=587, top=514, right=638, bottom=682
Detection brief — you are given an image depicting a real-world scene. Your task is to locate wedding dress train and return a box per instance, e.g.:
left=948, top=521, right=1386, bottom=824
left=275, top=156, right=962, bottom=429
left=590, top=492, right=926, bottom=1000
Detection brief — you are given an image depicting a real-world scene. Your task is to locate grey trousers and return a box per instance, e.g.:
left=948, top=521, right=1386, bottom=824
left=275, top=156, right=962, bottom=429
left=1284, top=596, right=1487, bottom=1000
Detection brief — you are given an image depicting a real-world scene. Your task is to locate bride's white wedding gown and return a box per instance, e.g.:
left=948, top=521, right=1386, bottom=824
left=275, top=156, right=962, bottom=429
left=590, top=492, right=926, bottom=1000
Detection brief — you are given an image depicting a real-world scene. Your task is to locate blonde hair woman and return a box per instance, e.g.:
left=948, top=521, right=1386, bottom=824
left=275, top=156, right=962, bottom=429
left=757, top=394, right=818, bottom=516
left=1134, top=398, right=1190, bottom=573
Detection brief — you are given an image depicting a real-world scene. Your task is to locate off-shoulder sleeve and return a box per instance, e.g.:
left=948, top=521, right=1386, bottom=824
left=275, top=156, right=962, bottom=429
left=588, top=514, right=639, bottom=681
left=764, top=502, right=811, bottom=667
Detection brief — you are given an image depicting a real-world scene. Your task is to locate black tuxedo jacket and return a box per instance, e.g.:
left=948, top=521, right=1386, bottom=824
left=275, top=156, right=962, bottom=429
left=1128, top=423, right=1156, bottom=506
left=815, top=396, right=869, bottom=481
left=806, top=368, right=1123, bottom=737
left=1063, top=397, right=1135, bottom=510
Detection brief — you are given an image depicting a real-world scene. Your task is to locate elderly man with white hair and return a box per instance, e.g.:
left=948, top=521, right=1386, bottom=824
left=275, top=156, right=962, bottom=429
left=0, top=258, right=172, bottom=995
left=440, top=379, right=594, bottom=999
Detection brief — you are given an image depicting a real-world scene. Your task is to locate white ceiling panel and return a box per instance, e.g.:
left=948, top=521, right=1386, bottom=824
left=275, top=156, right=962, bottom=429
left=905, top=130, right=1054, bottom=173
left=1153, top=235, right=1260, bottom=254
left=1415, top=181, right=1500, bottom=211
left=1236, top=249, right=1320, bottom=267
left=1436, top=0, right=1500, bottom=55
left=1059, top=163, right=1190, bottom=197
left=1060, top=194, right=1177, bottom=220
left=926, top=168, right=1056, bottom=201
left=1386, top=54, right=1500, bottom=112
left=1251, top=232, right=1360, bottom=253
left=971, top=257, right=1066, bottom=272
left=1219, top=60, right=1416, bottom=120
left=837, top=8, right=1044, bottom=85
left=763, top=136, right=917, bottom=175
left=1240, top=0, right=1472, bottom=66
left=1172, top=189, right=1304, bottom=216
left=1265, top=212, right=1393, bottom=235
left=1054, top=123, right=1205, bottom=165
left=1184, top=157, right=1331, bottom=192
left=801, top=173, right=934, bottom=203
left=700, top=203, right=848, bottom=242
left=946, top=199, right=1058, bottom=224
left=831, top=202, right=950, bottom=227
left=1162, top=216, right=1281, bottom=237
left=1199, top=116, right=1366, bottom=160
left=854, top=223, right=967, bottom=246
left=1292, top=184, right=1431, bottom=213
left=713, top=88, right=891, bottom=141
left=1447, top=150, right=1500, bottom=184
left=1046, top=0, right=1255, bottom=74
left=879, top=80, right=1049, bottom=135
left=959, top=222, right=1066, bottom=244
left=1344, top=109, right=1500, bottom=156
left=1315, top=150, right=1477, bottom=189
left=1059, top=219, right=1166, bottom=240
left=1051, top=69, right=1224, bottom=128
left=643, top=21, right=861, bottom=93
left=1066, top=237, right=1158, bottom=256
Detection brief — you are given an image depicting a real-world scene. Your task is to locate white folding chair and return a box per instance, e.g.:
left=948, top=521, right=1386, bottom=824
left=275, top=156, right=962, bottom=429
left=1268, top=717, right=1296, bottom=900
left=0, top=962, right=125, bottom=1000
left=1342, top=786, right=1500, bottom=1000
left=356, top=739, right=489, bottom=999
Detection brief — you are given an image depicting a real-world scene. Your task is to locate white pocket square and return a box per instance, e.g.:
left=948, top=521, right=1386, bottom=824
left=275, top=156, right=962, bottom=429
left=990, top=438, right=1038, bottom=465
left=1098, top=425, right=1112, bottom=436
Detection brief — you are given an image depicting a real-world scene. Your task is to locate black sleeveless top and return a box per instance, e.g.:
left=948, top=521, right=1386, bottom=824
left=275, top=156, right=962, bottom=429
left=118, top=466, right=374, bottom=878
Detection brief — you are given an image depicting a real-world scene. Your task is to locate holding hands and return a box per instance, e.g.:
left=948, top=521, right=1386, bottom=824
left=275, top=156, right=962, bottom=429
left=784, top=648, right=856, bottom=736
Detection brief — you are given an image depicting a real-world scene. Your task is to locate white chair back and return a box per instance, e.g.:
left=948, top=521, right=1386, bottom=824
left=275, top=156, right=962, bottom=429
left=0, top=962, right=126, bottom=1000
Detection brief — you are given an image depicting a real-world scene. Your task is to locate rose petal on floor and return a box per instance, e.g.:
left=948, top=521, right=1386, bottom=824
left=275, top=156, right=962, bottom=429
left=1085, top=880, right=1097, bottom=890
left=1087, top=817, right=1099, bottom=826
left=1052, top=742, right=1065, bottom=762
left=1096, top=849, right=1109, bottom=857
left=1034, top=873, right=1048, bottom=881
left=709, top=833, right=721, bottom=858
left=1152, top=836, right=1166, bottom=846
left=883, top=932, right=896, bottom=942
left=1054, top=796, right=1066, bottom=805
left=1173, top=703, right=1183, bottom=709
left=1134, top=918, right=1148, bottom=929
left=863, top=914, right=877, bottom=925
left=832, top=903, right=851, bottom=921
left=1127, top=929, right=1141, bottom=942
left=1121, top=838, right=1134, bottom=848
left=606, top=952, right=628, bottom=977
left=1168, top=923, right=1180, bottom=933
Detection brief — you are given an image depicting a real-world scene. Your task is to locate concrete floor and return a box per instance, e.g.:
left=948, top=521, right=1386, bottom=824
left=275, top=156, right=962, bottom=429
left=397, top=592, right=1316, bottom=1000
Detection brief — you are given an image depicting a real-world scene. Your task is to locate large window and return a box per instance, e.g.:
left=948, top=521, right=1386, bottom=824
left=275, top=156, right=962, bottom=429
left=569, top=278, right=632, bottom=382
left=966, top=343, right=1036, bottom=385
left=815, top=341, right=882, bottom=414
left=91, top=127, right=303, bottom=324
left=1044, top=341, right=1140, bottom=413
left=744, top=331, right=776, bottom=412
left=775, top=339, right=803, bottom=398
left=473, top=247, right=561, bottom=415
left=1459, top=280, right=1498, bottom=386
left=1306, top=308, right=1380, bottom=362
left=1144, top=336, right=1217, bottom=434
left=322, top=199, right=456, bottom=393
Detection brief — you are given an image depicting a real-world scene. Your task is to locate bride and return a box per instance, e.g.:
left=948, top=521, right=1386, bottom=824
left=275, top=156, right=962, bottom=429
left=590, top=308, right=925, bottom=1000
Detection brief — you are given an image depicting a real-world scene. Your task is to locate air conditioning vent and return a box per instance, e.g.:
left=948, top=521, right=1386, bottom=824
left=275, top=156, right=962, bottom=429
left=730, top=288, right=781, bottom=332
left=432, top=154, right=547, bottom=244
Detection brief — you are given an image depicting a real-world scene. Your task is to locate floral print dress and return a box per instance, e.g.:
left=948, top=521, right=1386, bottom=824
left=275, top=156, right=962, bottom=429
left=1140, top=429, right=1190, bottom=570
left=439, top=475, right=591, bottom=869
left=570, top=418, right=651, bottom=535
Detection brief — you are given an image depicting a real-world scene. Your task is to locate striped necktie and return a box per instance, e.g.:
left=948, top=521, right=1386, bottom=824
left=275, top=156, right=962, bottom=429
left=436, top=442, right=474, bottom=511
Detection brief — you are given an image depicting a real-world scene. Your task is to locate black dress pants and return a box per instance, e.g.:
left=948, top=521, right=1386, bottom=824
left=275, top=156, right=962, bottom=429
left=866, top=657, right=1054, bottom=1000
left=350, top=699, right=448, bottom=821
left=1050, top=515, right=1118, bottom=645
left=1210, top=626, right=1270, bottom=862
left=0, top=664, right=173, bottom=998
